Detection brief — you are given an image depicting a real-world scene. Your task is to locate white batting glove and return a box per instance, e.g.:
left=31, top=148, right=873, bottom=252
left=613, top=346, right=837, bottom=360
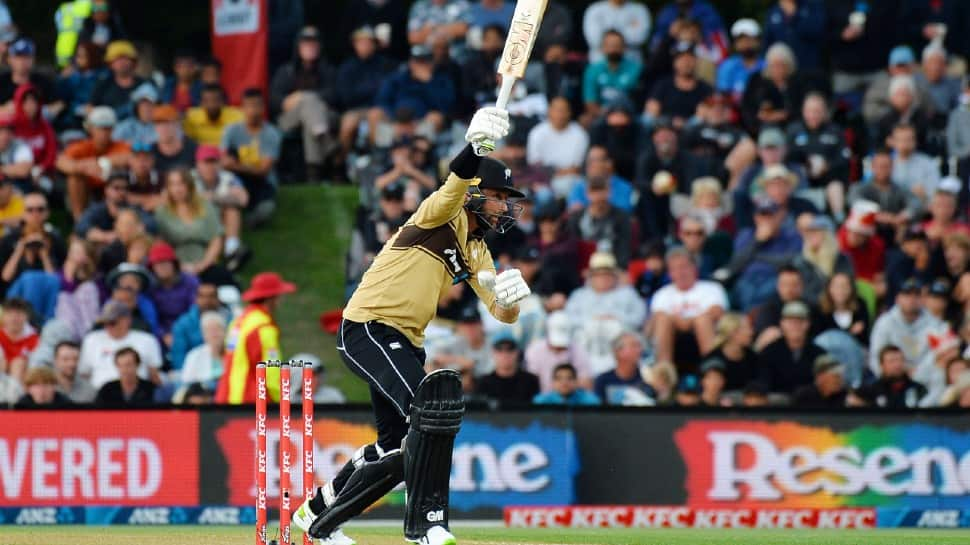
left=465, top=107, right=510, bottom=156
left=479, top=269, right=530, bottom=309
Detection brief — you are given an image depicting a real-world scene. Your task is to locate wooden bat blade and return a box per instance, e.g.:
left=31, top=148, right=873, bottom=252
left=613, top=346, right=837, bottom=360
left=496, top=0, right=549, bottom=79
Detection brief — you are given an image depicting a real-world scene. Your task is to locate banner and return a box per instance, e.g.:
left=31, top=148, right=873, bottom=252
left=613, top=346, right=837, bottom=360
left=210, top=0, right=268, bottom=104
left=505, top=506, right=878, bottom=529
left=0, top=411, right=199, bottom=506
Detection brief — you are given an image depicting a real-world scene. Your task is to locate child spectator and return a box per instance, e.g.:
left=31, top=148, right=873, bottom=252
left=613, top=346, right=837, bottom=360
left=57, top=42, right=108, bottom=129
left=0, top=298, right=38, bottom=382
left=533, top=363, right=600, bottom=405
left=11, top=84, right=57, bottom=180
left=14, top=366, right=73, bottom=408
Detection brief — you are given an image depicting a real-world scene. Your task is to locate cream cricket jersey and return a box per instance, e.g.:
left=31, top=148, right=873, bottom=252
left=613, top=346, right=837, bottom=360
left=343, top=172, right=514, bottom=347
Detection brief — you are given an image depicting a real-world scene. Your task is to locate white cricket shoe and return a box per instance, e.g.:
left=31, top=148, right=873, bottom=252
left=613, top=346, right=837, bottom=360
left=319, top=528, right=356, bottom=545
left=407, top=525, right=457, bottom=545
left=292, top=493, right=356, bottom=545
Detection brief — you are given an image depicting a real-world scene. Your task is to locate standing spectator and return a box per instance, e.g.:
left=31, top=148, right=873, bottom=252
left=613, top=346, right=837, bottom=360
left=146, top=241, right=198, bottom=340
left=792, top=354, right=848, bottom=407
left=79, top=301, right=162, bottom=390
left=371, top=45, right=454, bottom=146
left=869, top=277, right=944, bottom=376
left=867, top=344, right=928, bottom=408
left=192, top=145, right=249, bottom=268
left=14, top=367, right=73, bottom=408
left=169, top=278, right=224, bottom=371
left=717, top=19, right=764, bottom=103
left=0, top=38, right=57, bottom=112
left=0, top=298, right=38, bottom=382
left=94, top=347, right=156, bottom=407
left=160, top=49, right=201, bottom=113
left=221, top=89, right=282, bottom=226
left=918, top=44, right=961, bottom=113
left=89, top=40, right=146, bottom=119
left=12, top=84, right=57, bottom=180
left=268, top=0, right=305, bottom=68
left=57, top=42, right=108, bottom=129
left=649, top=246, right=727, bottom=372
left=587, top=96, right=649, bottom=181
left=475, top=333, right=540, bottom=404
left=923, top=185, right=970, bottom=247
left=889, top=123, right=940, bottom=206
left=0, top=112, right=34, bottom=192
left=564, top=179, right=633, bottom=267
left=862, top=46, right=933, bottom=127
left=582, top=0, right=652, bottom=62
left=650, top=0, right=729, bottom=65
left=705, top=313, right=757, bottom=390
left=740, top=43, right=806, bottom=134
left=269, top=26, right=336, bottom=182
left=837, top=200, right=885, bottom=284
left=111, top=83, right=158, bottom=148
left=762, top=0, right=826, bottom=71
left=78, top=0, right=127, bottom=51
left=582, top=31, right=643, bottom=122
left=150, top=105, right=196, bottom=175
left=334, top=27, right=395, bottom=158
left=756, top=300, right=825, bottom=394
left=947, top=84, right=970, bottom=173
left=180, top=311, right=226, bottom=389
left=51, top=340, right=97, bottom=403
left=407, top=0, right=470, bottom=49
left=524, top=310, right=593, bottom=392
left=826, top=2, right=901, bottom=95
left=527, top=96, right=588, bottom=195
left=154, top=168, right=223, bottom=276
left=786, top=93, right=850, bottom=219
left=594, top=332, right=655, bottom=405
left=56, top=106, right=131, bottom=219
left=183, top=84, right=243, bottom=147
left=645, top=41, right=712, bottom=128
left=533, top=363, right=600, bottom=405
left=0, top=192, right=66, bottom=296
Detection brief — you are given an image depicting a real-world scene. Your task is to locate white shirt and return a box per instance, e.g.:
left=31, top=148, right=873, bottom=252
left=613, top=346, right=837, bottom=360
left=79, top=329, right=163, bottom=389
left=650, top=280, right=728, bottom=319
left=527, top=121, right=590, bottom=171
left=181, top=344, right=224, bottom=385
left=582, top=0, right=651, bottom=62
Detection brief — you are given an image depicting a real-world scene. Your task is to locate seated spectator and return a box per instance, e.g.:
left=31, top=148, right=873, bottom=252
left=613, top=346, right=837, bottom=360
left=673, top=374, right=702, bottom=406
left=192, top=145, right=249, bottom=269
left=11, top=84, right=56, bottom=182
left=817, top=272, right=869, bottom=344
left=74, top=171, right=150, bottom=244
left=57, top=42, right=107, bottom=130
left=111, top=83, right=158, bottom=148
left=57, top=106, right=131, bottom=219
left=588, top=96, right=649, bottom=181
left=524, top=310, right=593, bottom=392
left=716, top=19, right=763, bottom=103
left=698, top=357, right=727, bottom=406
left=14, top=366, right=73, bottom=408
left=150, top=104, right=197, bottom=175
left=650, top=0, right=728, bottom=67
left=154, top=168, right=223, bottom=276
left=406, top=0, right=470, bottom=51
left=582, top=0, right=651, bottom=63
left=644, top=360, right=677, bottom=404
left=798, top=214, right=852, bottom=300
left=942, top=233, right=970, bottom=287
left=370, top=45, right=454, bottom=146
left=426, top=306, right=492, bottom=376
left=105, top=263, right=160, bottom=336
left=923, top=278, right=957, bottom=328
left=722, top=195, right=802, bottom=311
left=50, top=340, right=96, bottom=403
left=837, top=200, right=885, bottom=285
left=347, top=184, right=408, bottom=289
left=915, top=326, right=961, bottom=406
left=221, top=88, right=281, bottom=226
left=146, top=241, right=198, bottom=341
left=565, top=251, right=646, bottom=333
left=567, top=145, right=633, bottom=213
left=889, top=123, right=939, bottom=205
left=335, top=26, right=395, bottom=159
left=460, top=24, right=504, bottom=112
left=923, top=183, right=970, bottom=248
left=373, top=138, right=436, bottom=212
left=0, top=298, right=38, bottom=382
left=918, top=43, right=960, bottom=113
left=529, top=203, right=582, bottom=297
left=180, top=310, right=225, bottom=389
left=705, top=313, right=757, bottom=390
left=752, top=264, right=819, bottom=344
left=269, top=26, right=336, bottom=182
left=183, top=84, right=243, bottom=146
left=752, top=163, right=816, bottom=230
left=0, top=38, right=56, bottom=113
left=947, top=84, right=970, bottom=172
left=645, top=41, right=711, bottom=129
left=475, top=333, right=540, bottom=404
left=89, top=40, right=146, bottom=119
left=169, top=278, right=224, bottom=370
left=756, top=301, right=825, bottom=394
left=160, top=49, right=201, bottom=113
left=79, top=0, right=127, bottom=51
left=533, top=363, right=600, bottom=405
left=594, top=332, right=655, bottom=405
left=565, top=178, right=633, bottom=267
left=848, top=148, right=917, bottom=242
left=94, top=346, right=156, bottom=407
left=288, top=353, right=345, bottom=403
left=0, top=112, right=34, bottom=192
left=97, top=207, right=153, bottom=276
left=80, top=301, right=162, bottom=390
left=869, top=277, right=943, bottom=377
left=792, top=353, right=848, bottom=407
left=199, top=57, right=222, bottom=86
left=740, top=43, right=806, bottom=134
left=786, top=93, right=849, bottom=219
left=124, top=145, right=161, bottom=212
left=741, top=380, right=770, bottom=406
left=874, top=76, right=932, bottom=148
left=863, top=46, right=933, bottom=128
left=0, top=192, right=66, bottom=292
left=676, top=209, right=732, bottom=277
left=649, top=246, right=727, bottom=373
left=53, top=240, right=100, bottom=339
left=582, top=30, right=642, bottom=122
left=681, top=93, right=754, bottom=183
left=940, top=371, right=970, bottom=408
left=867, top=344, right=928, bottom=408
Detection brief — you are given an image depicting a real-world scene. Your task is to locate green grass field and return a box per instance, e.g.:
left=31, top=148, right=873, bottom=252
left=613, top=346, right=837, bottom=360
left=3, top=525, right=970, bottom=545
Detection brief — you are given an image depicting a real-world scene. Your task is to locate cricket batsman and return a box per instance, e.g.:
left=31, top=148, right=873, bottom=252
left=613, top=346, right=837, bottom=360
left=293, top=106, right=528, bottom=545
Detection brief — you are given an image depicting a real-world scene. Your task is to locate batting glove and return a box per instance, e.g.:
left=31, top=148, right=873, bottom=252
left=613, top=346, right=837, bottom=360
left=478, top=269, right=530, bottom=309
left=465, top=107, right=510, bottom=156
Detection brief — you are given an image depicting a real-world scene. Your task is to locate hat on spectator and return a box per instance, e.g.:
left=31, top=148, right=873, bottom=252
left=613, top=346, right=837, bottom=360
left=9, top=37, right=35, bottom=57
left=889, top=45, right=915, bottom=66
left=938, top=176, right=962, bottom=195
left=96, top=300, right=132, bottom=325
left=152, top=104, right=179, bottom=123
left=492, top=330, right=519, bottom=350
left=242, top=272, right=297, bottom=302
left=652, top=115, right=676, bottom=133
left=807, top=215, right=834, bottom=232
left=105, top=40, right=138, bottom=63
left=514, top=244, right=541, bottom=263
left=700, top=356, right=727, bottom=376
left=410, top=44, right=433, bottom=60
left=457, top=305, right=481, bottom=324
left=758, top=164, right=797, bottom=188
left=588, top=251, right=619, bottom=272
left=131, top=141, right=153, bottom=154
left=381, top=183, right=405, bottom=201
left=899, top=277, right=923, bottom=293
left=781, top=300, right=810, bottom=320
left=604, top=95, right=634, bottom=115
left=545, top=311, right=572, bottom=348
left=195, top=144, right=221, bottom=162
left=534, top=201, right=561, bottom=222
left=928, top=278, right=951, bottom=297
left=928, top=327, right=960, bottom=357
left=147, top=241, right=178, bottom=266
left=669, top=40, right=696, bottom=58
left=676, top=374, right=702, bottom=394
left=845, top=200, right=879, bottom=236
left=757, top=127, right=786, bottom=148
left=813, top=353, right=843, bottom=376
left=731, top=18, right=761, bottom=38
left=86, top=106, right=117, bottom=128
left=298, top=26, right=321, bottom=41
left=352, top=26, right=376, bottom=41
left=130, top=83, right=158, bottom=104
left=743, top=381, right=769, bottom=397
left=107, top=263, right=152, bottom=291
left=752, top=193, right=781, bottom=215
left=940, top=371, right=970, bottom=406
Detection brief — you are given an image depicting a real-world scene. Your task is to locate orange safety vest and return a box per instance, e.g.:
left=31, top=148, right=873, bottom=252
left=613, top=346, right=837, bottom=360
left=215, top=304, right=282, bottom=404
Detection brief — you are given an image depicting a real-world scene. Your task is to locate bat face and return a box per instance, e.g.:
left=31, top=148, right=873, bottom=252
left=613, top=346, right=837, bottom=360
left=497, top=0, right=549, bottom=79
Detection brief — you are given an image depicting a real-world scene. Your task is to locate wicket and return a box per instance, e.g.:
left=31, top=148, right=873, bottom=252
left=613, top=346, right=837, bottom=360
left=256, top=360, right=315, bottom=545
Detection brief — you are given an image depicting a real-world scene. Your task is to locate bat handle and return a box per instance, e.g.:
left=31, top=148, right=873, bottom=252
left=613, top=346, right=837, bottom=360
left=495, top=77, right=516, bottom=110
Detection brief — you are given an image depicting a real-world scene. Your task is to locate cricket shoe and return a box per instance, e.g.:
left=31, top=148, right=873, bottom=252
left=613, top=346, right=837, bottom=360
left=293, top=491, right=356, bottom=545
left=406, top=525, right=457, bottom=545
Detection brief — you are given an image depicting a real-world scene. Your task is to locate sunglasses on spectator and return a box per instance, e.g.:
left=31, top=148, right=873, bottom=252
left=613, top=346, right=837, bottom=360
left=116, top=285, right=138, bottom=293
left=25, top=206, right=47, bottom=213
left=680, top=230, right=704, bottom=237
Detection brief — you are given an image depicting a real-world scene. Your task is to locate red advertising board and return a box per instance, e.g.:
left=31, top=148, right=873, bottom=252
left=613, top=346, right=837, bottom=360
left=505, top=506, right=877, bottom=529
left=210, top=0, right=268, bottom=104
left=0, top=411, right=199, bottom=506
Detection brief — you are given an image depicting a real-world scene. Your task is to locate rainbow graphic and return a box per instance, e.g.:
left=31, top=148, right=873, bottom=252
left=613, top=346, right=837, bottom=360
left=674, top=421, right=970, bottom=509
left=313, top=419, right=406, bottom=507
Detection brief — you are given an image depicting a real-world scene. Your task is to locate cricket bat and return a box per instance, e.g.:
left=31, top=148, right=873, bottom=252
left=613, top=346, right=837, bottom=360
left=496, top=0, right=549, bottom=110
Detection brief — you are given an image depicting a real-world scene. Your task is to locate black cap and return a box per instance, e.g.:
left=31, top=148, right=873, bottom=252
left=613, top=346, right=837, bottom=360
left=652, top=115, right=676, bottom=133
left=514, top=244, right=541, bottom=262
left=604, top=95, right=634, bottom=115
left=535, top=201, right=561, bottom=221
left=900, top=277, right=923, bottom=293
left=903, top=225, right=927, bottom=242
left=410, top=44, right=433, bottom=60
left=928, top=278, right=951, bottom=297
left=743, top=381, right=769, bottom=396
left=458, top=305, right=481, bottom=323
left=700, top=357, right=727, bottom=376
left=299, top=26, right=321, bottom=41
left=476, top=157, right=525, bottom=198
left=381, top=183, right=405, bottom=201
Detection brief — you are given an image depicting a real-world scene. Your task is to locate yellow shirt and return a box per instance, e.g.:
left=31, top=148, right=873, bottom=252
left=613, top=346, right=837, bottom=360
left=0, top=193, right=24, bottom=236
left=183, top=106, right=244, bottom=146
left=343, top=172, right=514, bottom=347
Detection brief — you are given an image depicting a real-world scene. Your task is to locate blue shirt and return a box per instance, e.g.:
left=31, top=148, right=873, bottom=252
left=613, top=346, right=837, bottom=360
left=716, top=55, right=763, bottom=102
left=594, top=370, right=656, bottom=405
left=533, top=389, right=601, bottom=406
left=762, top=1, right=826, bottom=71
left=582, top=59, right=642, bottom=105
left=376, top=67, right=456, bottom=119
left=567, top=174, right=634, bottom=212
left=468, top=2, right=514, bottom=29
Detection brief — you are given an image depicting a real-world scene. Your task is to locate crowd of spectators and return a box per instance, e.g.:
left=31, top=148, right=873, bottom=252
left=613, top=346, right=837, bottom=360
left=5, top=0, right=970, bottom=411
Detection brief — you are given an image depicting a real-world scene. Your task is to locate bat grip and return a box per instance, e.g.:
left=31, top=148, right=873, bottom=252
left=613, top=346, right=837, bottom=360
left=495, top=77, right=516, bottom=110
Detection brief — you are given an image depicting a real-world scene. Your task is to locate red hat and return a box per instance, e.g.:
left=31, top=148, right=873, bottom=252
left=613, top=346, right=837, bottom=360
left=195, top=144, right=221, bottom=162
left=147, top=241, right=178, bottom=266
left=242, top=272, right=296, bottom=302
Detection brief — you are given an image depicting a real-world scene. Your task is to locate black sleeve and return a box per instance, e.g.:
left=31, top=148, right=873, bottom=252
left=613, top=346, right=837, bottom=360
left=449, top=144, right=482, bottom=179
